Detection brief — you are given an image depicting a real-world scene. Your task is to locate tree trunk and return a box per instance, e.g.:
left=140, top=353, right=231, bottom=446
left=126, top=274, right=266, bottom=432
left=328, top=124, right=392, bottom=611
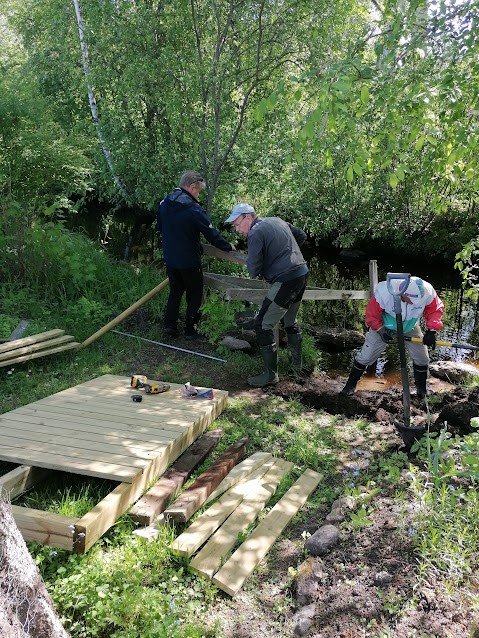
left=0, top=488, right=69, bottom=638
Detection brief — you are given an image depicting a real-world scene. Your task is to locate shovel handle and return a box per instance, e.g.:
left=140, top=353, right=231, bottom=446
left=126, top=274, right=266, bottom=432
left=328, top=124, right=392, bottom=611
left=386, top=272, right=411, bottom=296
left=408, top=336, right=479, bottom=351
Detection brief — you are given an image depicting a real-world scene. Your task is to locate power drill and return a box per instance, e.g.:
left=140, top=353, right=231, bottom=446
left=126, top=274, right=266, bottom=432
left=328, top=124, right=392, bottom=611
left=130, top=374, right=162, bottom=394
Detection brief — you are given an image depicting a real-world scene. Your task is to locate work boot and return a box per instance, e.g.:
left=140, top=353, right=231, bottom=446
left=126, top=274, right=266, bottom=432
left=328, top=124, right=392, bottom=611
left=248, top=344, right=279, bottom=387
left=413, top=363, right=428, bottom=399
left=340, top=360, right=367, bottom=395
left=287, top=333, right=303, bottom=372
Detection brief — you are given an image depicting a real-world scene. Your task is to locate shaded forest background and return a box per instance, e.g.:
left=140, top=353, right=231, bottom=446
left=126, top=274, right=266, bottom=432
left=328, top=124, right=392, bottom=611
left=1, top=0, right=479, bottom=279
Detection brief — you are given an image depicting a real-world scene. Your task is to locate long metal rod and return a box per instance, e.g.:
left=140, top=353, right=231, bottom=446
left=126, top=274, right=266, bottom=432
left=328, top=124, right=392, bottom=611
left=111, top=330, right=227, bottom=363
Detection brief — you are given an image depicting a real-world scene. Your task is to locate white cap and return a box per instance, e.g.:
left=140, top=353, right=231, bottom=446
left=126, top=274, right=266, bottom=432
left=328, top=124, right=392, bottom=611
left=225, top=202, right=255, bottom=223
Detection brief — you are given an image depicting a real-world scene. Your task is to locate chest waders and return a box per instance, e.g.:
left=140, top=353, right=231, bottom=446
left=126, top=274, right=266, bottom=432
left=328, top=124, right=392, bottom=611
left=387, top=273, right=426, bottom=450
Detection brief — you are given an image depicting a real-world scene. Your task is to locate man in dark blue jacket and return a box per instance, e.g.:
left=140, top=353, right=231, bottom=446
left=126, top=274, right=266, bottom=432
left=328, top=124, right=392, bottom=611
left=158, top=170, right=235, bottom=338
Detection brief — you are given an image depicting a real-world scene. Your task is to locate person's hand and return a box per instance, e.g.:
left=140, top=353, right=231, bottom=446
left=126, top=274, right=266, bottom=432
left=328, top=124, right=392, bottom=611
left=378, top=326, right=393, bottom=343
left=423, top=329, right=437, bottom=349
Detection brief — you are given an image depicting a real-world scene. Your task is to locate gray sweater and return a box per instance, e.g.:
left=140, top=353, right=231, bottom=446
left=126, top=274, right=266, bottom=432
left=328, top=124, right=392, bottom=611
left=246, top=217, right=308, bottom=283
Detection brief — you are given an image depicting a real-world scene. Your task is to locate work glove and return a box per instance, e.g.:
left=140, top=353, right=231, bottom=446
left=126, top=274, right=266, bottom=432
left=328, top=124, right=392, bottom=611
left=423, top=329, right=437, bottom=350
left=378, top=326, right=393, bottom=344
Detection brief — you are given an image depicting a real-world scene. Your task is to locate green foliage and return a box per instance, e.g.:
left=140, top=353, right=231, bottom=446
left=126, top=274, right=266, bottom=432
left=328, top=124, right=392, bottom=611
left=199, top=292, right=243, bottom=346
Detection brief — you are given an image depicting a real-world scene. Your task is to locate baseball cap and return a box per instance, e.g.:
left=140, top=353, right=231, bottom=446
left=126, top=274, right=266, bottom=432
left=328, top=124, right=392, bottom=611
left=225, top=203, right=255, bottom=223
left=179, top=170, right=205, bottom=188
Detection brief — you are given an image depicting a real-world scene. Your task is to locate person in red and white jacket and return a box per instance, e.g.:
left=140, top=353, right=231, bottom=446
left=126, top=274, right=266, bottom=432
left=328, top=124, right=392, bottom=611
left=340, top=276, right=444, bottom=398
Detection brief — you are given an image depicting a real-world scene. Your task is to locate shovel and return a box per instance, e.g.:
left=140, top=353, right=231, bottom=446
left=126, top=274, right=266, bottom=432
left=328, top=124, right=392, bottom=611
left=386, top=273, right=426, bottom=450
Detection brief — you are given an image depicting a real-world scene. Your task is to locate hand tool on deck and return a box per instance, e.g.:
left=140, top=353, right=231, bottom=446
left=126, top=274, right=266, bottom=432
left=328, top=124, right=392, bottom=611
left=386, top=272, right=426, bottom=450
left=130, top=374, right=170, bottom=394
left=180, top=382, right=214, bottom=399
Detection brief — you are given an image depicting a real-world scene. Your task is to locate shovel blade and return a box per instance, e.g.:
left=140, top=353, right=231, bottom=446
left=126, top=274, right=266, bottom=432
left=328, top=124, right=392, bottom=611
left=394, top=420, right=426, bottom=451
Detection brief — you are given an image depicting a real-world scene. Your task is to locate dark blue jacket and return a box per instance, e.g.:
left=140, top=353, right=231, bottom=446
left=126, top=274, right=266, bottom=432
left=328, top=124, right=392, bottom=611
left=157, top=188, right=233, bottom=269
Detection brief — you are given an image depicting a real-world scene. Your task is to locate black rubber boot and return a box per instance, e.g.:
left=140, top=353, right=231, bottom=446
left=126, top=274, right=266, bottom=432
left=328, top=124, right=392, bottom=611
left=413, top=363, right=428, bottom=399
left=340, top=360, right=367, bottom=395
left=248, top=344, right=279, bottom=387
left=287, top=333, right=303, bottom=372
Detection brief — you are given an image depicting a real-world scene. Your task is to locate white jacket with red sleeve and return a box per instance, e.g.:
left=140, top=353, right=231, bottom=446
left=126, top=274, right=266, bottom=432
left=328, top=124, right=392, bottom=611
left=365, top=277, right=444, bottom=333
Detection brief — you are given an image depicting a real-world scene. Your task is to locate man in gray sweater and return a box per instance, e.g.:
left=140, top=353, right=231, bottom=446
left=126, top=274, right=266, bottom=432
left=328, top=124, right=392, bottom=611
left=226, top=203, right=309, bottom=387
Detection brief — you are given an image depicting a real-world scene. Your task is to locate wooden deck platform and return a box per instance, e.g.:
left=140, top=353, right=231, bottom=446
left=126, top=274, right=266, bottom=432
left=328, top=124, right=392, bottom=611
left=0, top=374, right=228, bottom=551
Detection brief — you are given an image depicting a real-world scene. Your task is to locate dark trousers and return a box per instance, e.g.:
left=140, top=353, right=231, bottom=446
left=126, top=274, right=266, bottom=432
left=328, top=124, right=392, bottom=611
left=164, top=266, right=203, bottom=331
left=254, top=275, right=308, bottom=346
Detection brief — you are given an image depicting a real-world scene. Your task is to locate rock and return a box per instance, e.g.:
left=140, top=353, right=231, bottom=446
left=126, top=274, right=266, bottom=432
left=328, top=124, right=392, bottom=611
left=304, top=524, right=340, bottom=556
left=430, top=360, right=479, bottom=384
left=331, top=496, right=356, bottom=511
left=326, top=508, right=345, bottom=524
left=294, top=557, right=325, bottom=605
left=221, top=335, right=252, bottom=351
left=373, top=571, right=392, bottom=586
left=292, top=603, right=316, bottom=636
left=313, top=328, right=365, bottom=351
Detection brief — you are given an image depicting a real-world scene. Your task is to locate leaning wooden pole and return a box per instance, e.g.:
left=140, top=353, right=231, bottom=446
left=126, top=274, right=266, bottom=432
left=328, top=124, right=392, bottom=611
left=81, top=278, right=169, bottom=348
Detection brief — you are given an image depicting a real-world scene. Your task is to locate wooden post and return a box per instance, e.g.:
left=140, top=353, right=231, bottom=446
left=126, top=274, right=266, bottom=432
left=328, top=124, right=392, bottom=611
left=369, top=260, right=378, bottom=297
left=81, top=278, right=169, bottom=348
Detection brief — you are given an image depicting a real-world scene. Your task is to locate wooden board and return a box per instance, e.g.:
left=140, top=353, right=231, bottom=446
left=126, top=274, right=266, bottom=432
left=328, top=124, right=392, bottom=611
left=205, top=451, right=273, bottom=504
left=164, top=437, right=249, bottom=523
left=0, top=334, right=75, bottom=362
left=190, top=459, right=293, bottom=579
left=129, top=428, right=224, bottom=526
left=0, top=329, right=65, bottom=354
left=212, top=469, right=322, bottom=596
left=0, top=465, right=52, bottom=500
left=171, top=457, right=277, bottom=557
left=0, top=341, right=80, bottom=368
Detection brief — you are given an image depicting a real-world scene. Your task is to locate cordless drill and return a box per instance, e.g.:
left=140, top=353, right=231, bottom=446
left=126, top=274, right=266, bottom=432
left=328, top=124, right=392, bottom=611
left=130, top=374, right=162, bottom=394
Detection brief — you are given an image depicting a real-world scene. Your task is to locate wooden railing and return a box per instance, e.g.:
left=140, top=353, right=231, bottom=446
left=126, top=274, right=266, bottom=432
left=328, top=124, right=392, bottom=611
left=202, top=244, right=378, bottom=302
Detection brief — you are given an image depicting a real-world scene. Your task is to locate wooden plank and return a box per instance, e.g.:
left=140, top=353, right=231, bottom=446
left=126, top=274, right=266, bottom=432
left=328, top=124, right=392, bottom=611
left=0, top=329, right=65, bottom=354
left=212, top=469, right=322, bottom=596
left=129, top=428, right=224, bottom=526
left=0, top=412, right=175, bottom=448
left=203, top=273, right=268, bottom=291
left=0, top=335, right=75, bottom=362
left=206, top=451, right=273, bottom=504
left=0, top=425, right=164, bottom=461
left=0, top=342, right=80, bottom=368
left=0, top=434, right=151, bottom=469
left=224, top=288, right=370, bottom=303
left=11, top=505, right=77, bottom=551
left=74, top=389, right=228, bottom=552
left=202, top=244, right=248, bottom=265
left=16, top=403, right=200, bottom=434
left=0, top=446, right=142, bottom=482
left=0, top=465, right=51, bottom=500
left=164, top=437, right=249, bottom=523
left=190, top=459, right=293, bottom=578
left=172, top=457, right=277, bottom=557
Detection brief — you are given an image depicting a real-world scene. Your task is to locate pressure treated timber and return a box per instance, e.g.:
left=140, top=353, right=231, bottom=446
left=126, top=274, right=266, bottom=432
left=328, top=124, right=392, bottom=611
left=0, top=341, right=80, bottom=368
left=0, top=334, right=75, bottom=362
left=212, top=469, right=322, bottom=596
left=163, top=437, right=249, bottom=523
left=0, top=374, right=228, bottom=551
left=205, top=451, right=273, bottom=504
left=129, top=428, right=224, bottom=526
left=190, top=459, right=293, bottom=579
left=11, top=505, right=77, bottom=551
left=0, top=465, right=51, bottom=500
left=0, top=329, right=65, bottom=354
left=171, top=457, right=278, bottom=557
